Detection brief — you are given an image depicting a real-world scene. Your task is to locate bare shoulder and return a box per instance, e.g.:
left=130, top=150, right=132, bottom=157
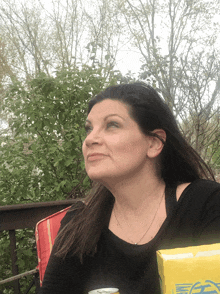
left=176, top=182, right=191, bottom=201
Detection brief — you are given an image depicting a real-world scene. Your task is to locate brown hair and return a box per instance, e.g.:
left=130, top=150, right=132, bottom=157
left=54, top=83, right=214, bottom=262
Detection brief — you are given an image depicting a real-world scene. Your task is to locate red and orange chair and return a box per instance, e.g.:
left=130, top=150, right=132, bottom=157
left=35, top=206, right=70, bottom=286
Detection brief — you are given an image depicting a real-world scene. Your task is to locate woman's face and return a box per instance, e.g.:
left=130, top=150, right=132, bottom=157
left=82, top=99, right=153, bottom=185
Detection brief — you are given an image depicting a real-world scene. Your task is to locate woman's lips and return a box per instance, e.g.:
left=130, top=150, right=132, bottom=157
left=87, top=153, right=107, bottom=161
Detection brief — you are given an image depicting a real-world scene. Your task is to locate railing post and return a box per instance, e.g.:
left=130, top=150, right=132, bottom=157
left=34, top=271, right=40, bottom=293
left=0, top=200, right=77, bottom=292
left=9, top=230, right=20, bottom=294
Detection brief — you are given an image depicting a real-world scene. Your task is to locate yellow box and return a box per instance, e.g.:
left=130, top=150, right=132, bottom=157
left=156, top=243, right=220, bottom=294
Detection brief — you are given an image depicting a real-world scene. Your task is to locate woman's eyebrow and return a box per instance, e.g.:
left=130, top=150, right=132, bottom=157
left=104, top=114, right=125, bottom=121
left=86, top=114, right=125, bottom=124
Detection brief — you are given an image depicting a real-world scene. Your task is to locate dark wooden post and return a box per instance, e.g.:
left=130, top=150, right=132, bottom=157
left=9, top=230, right=20, bottom=294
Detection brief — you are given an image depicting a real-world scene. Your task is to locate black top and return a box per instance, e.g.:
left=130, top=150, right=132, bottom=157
left=40, top=179, right=220, bottom=294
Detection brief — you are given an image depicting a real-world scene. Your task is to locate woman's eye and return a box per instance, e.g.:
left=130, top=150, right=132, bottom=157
left=85, top=125, right=92, bottom=134
left=107, top=121, right=119, bottom=129
left=84, top=122, right=119, bottom=135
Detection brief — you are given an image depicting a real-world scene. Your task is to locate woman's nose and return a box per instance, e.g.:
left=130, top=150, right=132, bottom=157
left=84, top=130, right=102, bottom=147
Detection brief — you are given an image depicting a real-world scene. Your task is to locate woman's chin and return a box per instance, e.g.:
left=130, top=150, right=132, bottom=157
left=87, top=173, right=105, bottom=182
left=87, top=172, right=114, bottom=186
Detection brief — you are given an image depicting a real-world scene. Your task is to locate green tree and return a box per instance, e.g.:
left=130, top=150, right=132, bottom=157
left=0, top=65, right=118, bottom=293
left=0, top=65, right=117, bottom=205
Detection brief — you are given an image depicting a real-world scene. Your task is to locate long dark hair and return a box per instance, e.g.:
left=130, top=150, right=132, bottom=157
left=54, top=83, right=214, bottom=262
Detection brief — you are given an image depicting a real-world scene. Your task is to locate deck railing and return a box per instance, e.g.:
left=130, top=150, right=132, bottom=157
left=0, top=199, right=78, bottom=294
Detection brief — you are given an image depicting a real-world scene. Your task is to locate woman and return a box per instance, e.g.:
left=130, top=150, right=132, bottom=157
left=40, top=83, right=220, bottom=294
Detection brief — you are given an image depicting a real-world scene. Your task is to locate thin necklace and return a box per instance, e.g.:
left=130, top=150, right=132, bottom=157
left=113, top=189, right=165, bottom=245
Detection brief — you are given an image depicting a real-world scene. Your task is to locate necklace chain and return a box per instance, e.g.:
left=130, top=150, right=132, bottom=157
left=113, top=189, right=165, bottom=245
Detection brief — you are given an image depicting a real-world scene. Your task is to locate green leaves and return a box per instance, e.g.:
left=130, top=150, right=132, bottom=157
left=0, top=66, right=116, bottom=204
left=0, top=229, right=38, bottom=294
left=0, top=65, right=117, bottom=293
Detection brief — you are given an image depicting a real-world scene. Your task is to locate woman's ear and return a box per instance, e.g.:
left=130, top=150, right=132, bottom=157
left=146, top=129, right=166, bottom=158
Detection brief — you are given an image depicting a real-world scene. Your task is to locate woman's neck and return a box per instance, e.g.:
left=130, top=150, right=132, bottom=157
left=106, top=172, right=166, bottom=216
left=107, top=173, right=166, bottom=245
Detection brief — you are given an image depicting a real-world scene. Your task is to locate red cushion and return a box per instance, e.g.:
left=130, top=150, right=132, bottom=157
left=35, top=207, right=70, bottom=285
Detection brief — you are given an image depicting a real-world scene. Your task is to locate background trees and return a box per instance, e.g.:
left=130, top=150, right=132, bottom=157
left=0, top=65, right=118, bottom=293
left=0, top=0, right=123, bottom=80
left=117, top=0, right=220, bottom=169
left=0, top=0, right=125, bottom=204
left=2, top=0, right=218, bottom=170
left=0, top=66, right=118, bottom=205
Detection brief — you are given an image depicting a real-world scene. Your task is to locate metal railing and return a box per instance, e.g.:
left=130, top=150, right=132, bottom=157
left=0, top=199, right=78, bottom=293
